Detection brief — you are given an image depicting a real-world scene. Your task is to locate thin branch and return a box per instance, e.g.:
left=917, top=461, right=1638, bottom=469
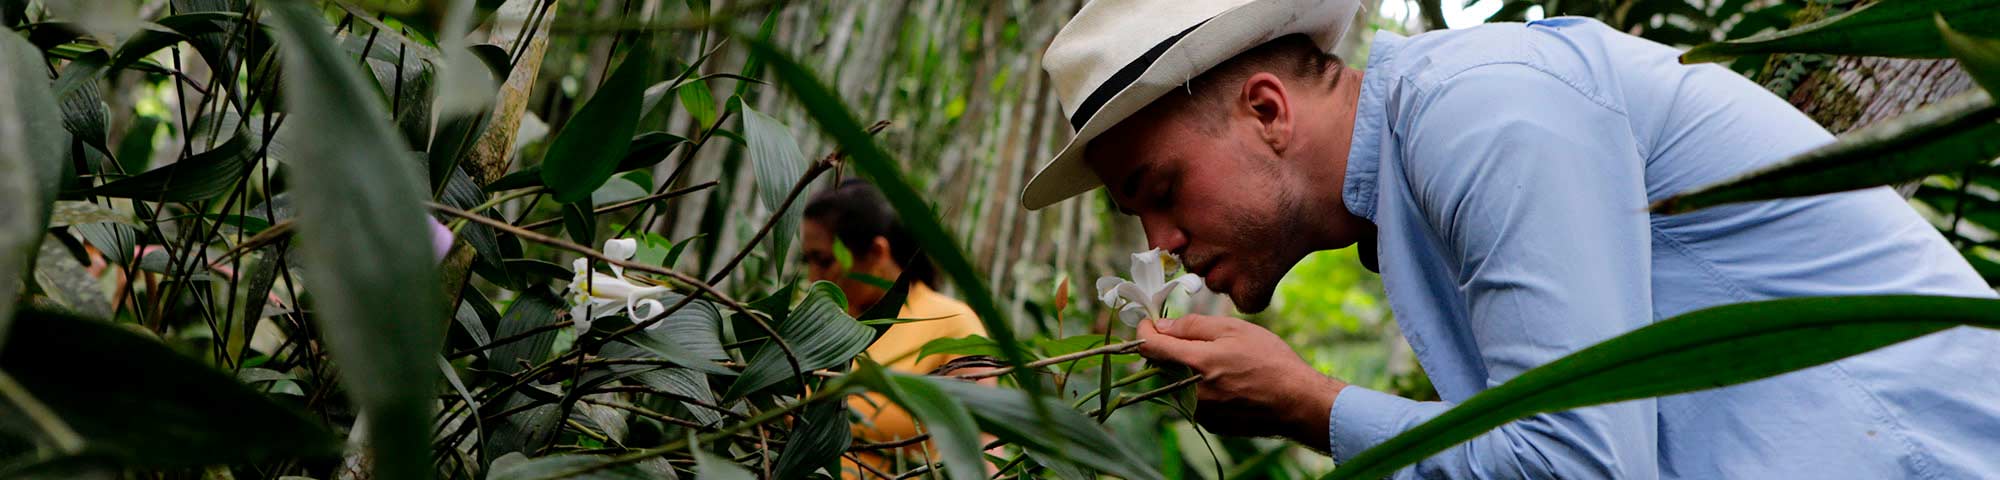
left=953, top=340, right=1145, bottom=380
left=518, top=180, right=718, bottom=230
left=445, top=320, right=575, bottom=360
left=429, top=201, right=812, bottom=402
left=704, top=120, right=892, bottom=285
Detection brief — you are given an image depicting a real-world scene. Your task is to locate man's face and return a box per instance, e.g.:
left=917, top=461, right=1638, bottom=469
left=1084, top=110, right=1314, bottom=313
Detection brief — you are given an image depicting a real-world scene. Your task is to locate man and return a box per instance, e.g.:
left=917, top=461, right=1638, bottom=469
left=1022, top=0, right=2000, bottom=478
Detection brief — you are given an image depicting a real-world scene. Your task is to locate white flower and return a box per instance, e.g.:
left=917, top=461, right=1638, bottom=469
left=566, top=238, right=671, bottom=334
left=1096, top=248, right=1204, bottom=327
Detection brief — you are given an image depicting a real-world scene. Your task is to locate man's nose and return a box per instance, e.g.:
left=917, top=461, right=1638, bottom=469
left=1141, top=213, right=1187, bottom=254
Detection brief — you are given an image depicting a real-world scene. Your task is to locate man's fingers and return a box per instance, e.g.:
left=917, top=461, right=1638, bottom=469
left=1151, top=313, right=1241, bottom=341
left=1136, top=319, right=1205, bottom=365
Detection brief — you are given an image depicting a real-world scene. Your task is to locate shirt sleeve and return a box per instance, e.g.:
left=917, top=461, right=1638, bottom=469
left=1328, top=63, right=1660, bottom=479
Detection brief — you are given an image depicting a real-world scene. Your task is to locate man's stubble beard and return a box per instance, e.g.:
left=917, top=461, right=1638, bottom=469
left=1227, top=182, right=1311, bottom=314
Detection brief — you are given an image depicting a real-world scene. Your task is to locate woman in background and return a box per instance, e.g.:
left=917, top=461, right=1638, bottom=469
left=799, top=179, right=989, bottom=478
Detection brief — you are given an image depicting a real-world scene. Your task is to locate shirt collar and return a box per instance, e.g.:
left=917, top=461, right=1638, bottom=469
left=1341, top=30, right=1404, bottom=223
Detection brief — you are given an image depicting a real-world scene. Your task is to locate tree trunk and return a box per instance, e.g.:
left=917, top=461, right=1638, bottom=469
left=1788, top=57, right=1975, bottom=135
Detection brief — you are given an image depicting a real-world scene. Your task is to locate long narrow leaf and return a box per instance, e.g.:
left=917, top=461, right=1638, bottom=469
left=1681, top=0, right=2000, bottom=62
left=735, top=29, right=1045, bottom=408
left=742, top=105, right=807, bottom=277
left=1939, top=14, right=2000, bottom=95
left=925, top=374, right=1164, bottom=479
left=540, top=46, right=652, bottom=204
left=1325, top=295, right=2000, bottom=480
left=0, top=28, right=65, bottom=352
left=724, top=281, right=871, bottom=399
left=1651, top=90, right=2000, bottom=214
left=269, top=4, right=445, bottom=480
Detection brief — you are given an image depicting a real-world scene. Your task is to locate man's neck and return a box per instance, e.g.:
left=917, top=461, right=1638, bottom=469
left=1317, top=66, right=1371, bottom=248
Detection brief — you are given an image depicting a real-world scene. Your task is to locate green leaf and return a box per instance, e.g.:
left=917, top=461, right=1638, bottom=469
left=113, top=115, right=160, bottom=173
left=856, top=268, right=914, bottom=324
left=917, top=335, right=1000, bottom=361
left=771, top=398, right=850, bottom=479
left=1938, top=14, right=2000, bottom=95
left=52, top=50, right=106, bottom=155
left=541, top=47, right=653, bottom=204
left=0, top=307, right=339, bottom=469
left=692, top=434, right=754, bottom=480
left=0, top=27, right=66, bottom=353
left=1325, top=295, right=2000, bottom=480
left=725, top=281, right=871, bottom=399
left=741, top=104, right=808, bottom=276
left=488, top=453, right=649, bottom=480
left=1681, top=0, right=2000, bottom=62
left=924, top=374, right=1163, bottom=479
left=106, top=12, right=244, bottom=74
left=1650, top=90, right=2000, bottom=214
left=490, top=287, right=562, bottom=375
left=849, top=363, right=986, bottom=480
left=619, top=294, right=737, bottom=377
left=268, top=4, right=446, bottom=480
left=488, top=132, right=685, bottom=191
left=737, top=31, right=1041, bottom=402
left=678, top=76, right=718, bottom=127
left=72, top=133, right=252, bottom=202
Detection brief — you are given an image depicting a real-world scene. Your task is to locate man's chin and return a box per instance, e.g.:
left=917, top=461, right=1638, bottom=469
left=1226, top=284, right=1277, bottom=314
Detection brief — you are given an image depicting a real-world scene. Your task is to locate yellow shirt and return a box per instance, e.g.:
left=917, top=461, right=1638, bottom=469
left=843, top=282, right=986, bottom=478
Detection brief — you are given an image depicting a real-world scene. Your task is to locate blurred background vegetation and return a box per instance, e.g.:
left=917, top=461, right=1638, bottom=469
left=2, top=0, right=1987, bottom=478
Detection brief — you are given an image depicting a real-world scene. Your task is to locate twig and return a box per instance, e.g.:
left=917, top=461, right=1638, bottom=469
left=535, top=377, right=857, bottom=479
left=704, top=120, right=892, bottom=285
left=446, top=320, right=575, bottom=360
left=517, top=180, right=719, bottom=230
left=1084, top=373, right=1204, bottom=418
left=427, top=202, right=807, bottom=394
left=952, top=340, right=1145, bottom=380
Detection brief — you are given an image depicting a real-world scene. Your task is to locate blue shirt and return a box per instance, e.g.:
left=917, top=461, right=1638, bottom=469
left=1331, top=18, right=2000, bottom=479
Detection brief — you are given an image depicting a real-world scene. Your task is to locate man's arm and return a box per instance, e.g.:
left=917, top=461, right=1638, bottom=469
left=1324, top=62, right=1660, bottom=479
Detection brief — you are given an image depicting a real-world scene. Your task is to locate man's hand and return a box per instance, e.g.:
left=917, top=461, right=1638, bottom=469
left=1136, top=314, right=1346, bottom=450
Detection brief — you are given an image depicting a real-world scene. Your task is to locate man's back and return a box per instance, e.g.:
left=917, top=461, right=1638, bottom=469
left=1337, top=17, right=2000, bottom=478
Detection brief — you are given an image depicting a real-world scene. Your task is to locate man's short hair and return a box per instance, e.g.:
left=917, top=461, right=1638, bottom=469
left=1158, top=33, right=1344, bottom=130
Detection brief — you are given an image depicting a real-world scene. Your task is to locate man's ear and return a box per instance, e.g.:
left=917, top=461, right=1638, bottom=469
left=1240, top=72, right=1293, bottom=153
left=869, top=236, right=895, bottom=264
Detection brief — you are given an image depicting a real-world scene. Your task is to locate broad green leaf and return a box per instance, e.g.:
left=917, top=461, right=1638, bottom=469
left=490, top=287, right=562, bottom=375
left=488, top=132, right=685, bottom=191
left=738, top=33, right=1041, bottom=402
left=741, top=105, right=808, bottom=277
left=487, top=453, right=648, bottom=480
left=1938, top=14, right=2000, bottom=95
left=106, top=12, right=244, bottom=73
left=631, top=367, right=729, bottom=425
left=73, top=221, right=135, bottom=265
left=849, top=363, right=985, bottom=480
left=679, top=76, right=718, bottom=127
left=541, top=47, right=653, bottom=203
left=1681, top=0, right=2000, bottom=62
left=30, top=239, right=110, bottom=318
left=725, top=281, right=871, bottom=399
left=619, top=293, right=737, bottom=377
left=481, top=389, right=561, bottom=465
left=51, top=50, right=107, bottom=155
left=771, top=397, right=850, bottom=479
left=269, top=4, right=446, bottom=480
left=1650, top=90, right=2000, bottom=214
left=0, top=27, right=66, bottom=353
left=0, top=307, right=339, bottom=468
left=856, top=268, right=914, bottom=323
left=1325, top=295, right=2000, bottom=480
left=925, top=374, right=1164, bottom=479
left=440, top=168, right=506, bottom=275
left=71, top=133, right=252, bottom=202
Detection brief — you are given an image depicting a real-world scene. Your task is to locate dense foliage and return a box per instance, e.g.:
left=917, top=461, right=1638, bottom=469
left=0, top=0, right=1994, bottom=479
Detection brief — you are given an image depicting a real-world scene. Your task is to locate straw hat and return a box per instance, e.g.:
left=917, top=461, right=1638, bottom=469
left=1021, top=0, right=1361, bottom=210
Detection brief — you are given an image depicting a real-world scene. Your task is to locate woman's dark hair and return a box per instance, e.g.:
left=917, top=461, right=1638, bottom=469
left=803, top=179, right=937, bottom=286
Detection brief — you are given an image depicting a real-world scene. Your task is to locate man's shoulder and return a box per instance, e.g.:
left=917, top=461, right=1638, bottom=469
left=1384, top=18, right=1661, bottom=106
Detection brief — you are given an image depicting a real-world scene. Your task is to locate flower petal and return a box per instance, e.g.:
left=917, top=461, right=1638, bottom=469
left=1096, top=276, right=1128, bottom=306
left=1131, top=249, right=1165, bottom=292
left=1113, top=282, right=1151, bottom=315
left=1116, top=304, right=1148, bottom=327
left=630, top=298, right=666, bottom=324
left=603, top=238, right=638, bottom=261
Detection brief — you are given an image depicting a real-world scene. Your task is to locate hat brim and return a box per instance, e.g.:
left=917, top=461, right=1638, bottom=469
left=1020, top=0, right=1357, bottom=211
